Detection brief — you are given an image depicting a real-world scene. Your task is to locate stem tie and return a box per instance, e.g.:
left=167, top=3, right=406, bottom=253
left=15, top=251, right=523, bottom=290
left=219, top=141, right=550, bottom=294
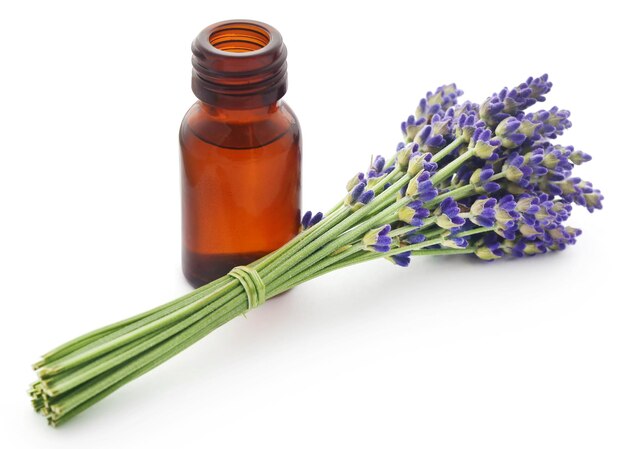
left=228, top=266, right=266, bottom=309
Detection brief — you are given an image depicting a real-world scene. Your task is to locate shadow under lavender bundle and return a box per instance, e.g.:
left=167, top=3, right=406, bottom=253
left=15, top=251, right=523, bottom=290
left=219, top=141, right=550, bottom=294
left=30, top=74, right=603, bottom=426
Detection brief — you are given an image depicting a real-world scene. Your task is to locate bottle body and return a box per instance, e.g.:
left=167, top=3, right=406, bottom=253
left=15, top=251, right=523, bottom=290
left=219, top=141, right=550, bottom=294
left=180, top=100, right=301, bottom=287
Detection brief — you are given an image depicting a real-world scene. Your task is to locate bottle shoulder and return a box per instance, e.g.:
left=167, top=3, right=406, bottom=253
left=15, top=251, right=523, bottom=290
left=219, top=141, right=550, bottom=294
left=180, top=101, right=300, bottom=150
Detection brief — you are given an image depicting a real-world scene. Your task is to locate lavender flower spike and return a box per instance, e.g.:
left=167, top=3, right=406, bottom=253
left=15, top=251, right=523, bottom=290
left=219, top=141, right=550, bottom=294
left=470, top=197, right=497, bottom=227
left=399, top=200, right=430, bottom=227
left=480, top=74, right=552, bottom=126
left=436, top=197, right=465, bottom=229
left=301, top=211, right=324, bottom=230
left=387, top=251, right=411, bottom=267
left=406, top=171, right=438, bottom=201
left=415, top=83, right=463, bottom=120
left=363, top=225, right=393, bottom=253
left=470, top=128, right=500, bottom=159
left=495, top=117, right=527, bottom=149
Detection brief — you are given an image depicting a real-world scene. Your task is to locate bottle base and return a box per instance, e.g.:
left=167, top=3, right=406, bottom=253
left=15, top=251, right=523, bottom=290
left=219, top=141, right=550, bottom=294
left=183, top=250, right=268, bottom=288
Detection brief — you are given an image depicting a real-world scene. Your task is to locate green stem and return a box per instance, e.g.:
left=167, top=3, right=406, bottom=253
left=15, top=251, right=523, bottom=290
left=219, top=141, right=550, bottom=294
left=432, top=137, right=465, bottom=163
left=261, top=174, right=411, bottom=284
left=268, top=164, right=488, bottom=293
left=324, top=166, right=402, bottom=216
left=36, top=276, right=232, bottom=369
left=386, top=218, right=437, bottom=239
left=39, top=279, right=241, bottom=378
left=274, top=244, right=476, bottom=295
left=430, top=148, right=476, bottom=185
left=425, top=184, right=477, bottom=208
left=252, top=206, right=350, bottom=272
left=454, top=227, right=495, bottom=238
left=48, top=293, right=248, bottom=423
left=42, top=282, right=247, bottom=396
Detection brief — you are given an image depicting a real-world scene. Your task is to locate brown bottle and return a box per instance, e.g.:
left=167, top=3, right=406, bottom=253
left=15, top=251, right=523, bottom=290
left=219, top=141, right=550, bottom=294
left=180, top=20, right=301, bottom=288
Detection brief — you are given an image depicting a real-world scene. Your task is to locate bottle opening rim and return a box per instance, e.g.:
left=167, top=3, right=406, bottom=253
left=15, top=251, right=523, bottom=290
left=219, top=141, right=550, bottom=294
left=208, top=22, right=272, bottom=54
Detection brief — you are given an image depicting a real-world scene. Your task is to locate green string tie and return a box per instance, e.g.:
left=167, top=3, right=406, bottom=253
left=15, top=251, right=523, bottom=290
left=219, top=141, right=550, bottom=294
left=228, top=266, right=266, bottom=309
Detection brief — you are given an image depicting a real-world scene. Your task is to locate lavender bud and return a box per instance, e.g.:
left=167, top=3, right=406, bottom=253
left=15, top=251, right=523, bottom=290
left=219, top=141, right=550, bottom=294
left=363, top=225, right=393, bottom=252
left=346, top=172, right=365, bottom=191
left=387, top=251, right=411, bottom=267
left=569, top=150, right=592, bottom=165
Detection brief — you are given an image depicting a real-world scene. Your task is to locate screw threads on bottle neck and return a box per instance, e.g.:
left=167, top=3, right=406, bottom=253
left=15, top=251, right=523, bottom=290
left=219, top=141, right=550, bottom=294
left=191, top=20, right=288, bottom=109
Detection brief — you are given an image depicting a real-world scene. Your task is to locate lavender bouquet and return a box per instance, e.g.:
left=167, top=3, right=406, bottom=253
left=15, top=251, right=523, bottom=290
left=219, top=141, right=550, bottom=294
left=30, top=75, right=603, bottom=426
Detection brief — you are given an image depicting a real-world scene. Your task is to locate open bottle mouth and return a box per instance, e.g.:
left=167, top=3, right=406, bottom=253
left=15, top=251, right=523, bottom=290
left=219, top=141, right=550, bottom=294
left=191, top=20, right=288, bottom=108
left=208, top=22, right=271, bottom=53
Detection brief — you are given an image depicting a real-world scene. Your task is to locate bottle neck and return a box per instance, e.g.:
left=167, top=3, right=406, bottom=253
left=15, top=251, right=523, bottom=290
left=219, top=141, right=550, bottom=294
left=191, top=20, right=288, bottom=109
left=198, top=100, right=280, bottom=121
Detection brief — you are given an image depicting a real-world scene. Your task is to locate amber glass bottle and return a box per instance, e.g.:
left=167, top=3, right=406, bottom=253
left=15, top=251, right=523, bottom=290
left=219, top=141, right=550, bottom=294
left=180, top=20, right=301, bottom=288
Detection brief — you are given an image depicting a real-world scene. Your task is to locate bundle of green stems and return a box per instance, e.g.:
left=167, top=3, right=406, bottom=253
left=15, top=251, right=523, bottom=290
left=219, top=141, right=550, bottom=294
left=30, top=153, right=476, bottom=425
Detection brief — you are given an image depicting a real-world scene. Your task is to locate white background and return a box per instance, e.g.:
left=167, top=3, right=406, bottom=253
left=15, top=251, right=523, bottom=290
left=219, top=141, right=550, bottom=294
left=1, top=1, right=625, bottom=447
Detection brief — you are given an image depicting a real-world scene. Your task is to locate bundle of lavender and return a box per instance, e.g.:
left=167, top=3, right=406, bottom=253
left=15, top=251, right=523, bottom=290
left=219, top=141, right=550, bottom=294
left=30, top=75, right=602, bottom=426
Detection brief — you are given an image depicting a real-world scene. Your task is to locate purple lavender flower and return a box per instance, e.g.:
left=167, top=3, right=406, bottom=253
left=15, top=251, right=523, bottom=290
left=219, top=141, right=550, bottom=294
left=515, top=194, right=541, bottom=216
left=368, top=155, right=386, bottom=179
left=454, top=112, right=485, bottom=143
left=541, top=144, right=574, bottom=172
left=551, top=201, right=573, bottom=223
left=525, top=106, right=572, bottom=139
left=301, top=211, right=324, bottom=230
left=453, top=101, right=480, bottom=119
left=557, top=179, right=604, bottom=212
left=534, top=196, right=557, bottom=224
left=569, top=150, right=592, bottom=165
left=495, top=117, right=527, bottom=149
left=472, top=165, right=494, bottom=183
left=501, top=200, right=523, bottom=228
left=346, top=172, right=365, bottom=191
left=479, top=74, right=552, bottom=127
left=403, top=232, right=426, bottom=245
left=504, top=152, right=533, bottom=187
left=414, top=125, right=447, bottom=153
left=387, top=251, right=411, bottom=267
left=470, top=128, right=500, bottom=159
left=345, top=181, right=366, bottom=206
left=436, top=197, right=465, bottom=229
left=524, top=148, right=549, bottom=178
left=469, top=165, right=499, bottom=193
left=363, top=225, right=393, bottom=253
left=344, top=179, right=375, bottom=209
left=396, top=142, right=419, bottom=170
left=415, top=84, right=464, bottom=121
left=501, top=239, right=527, bottom=258
left=441, top=237, right=468, bottom=249
left=525, top=241, right=548, bottom=255
left=526, top=74, right=553, bottom=101
left=481, top=182, right=501, bottom=194
left=357, top=189, right=375, bottom=206
left=399, top=200, right=430, bottom=227
left=407, top=152, right=437, bottom=176
left=401, top=115, right=427, bottom=141
left=469, top=197, right=497, bottom=227
left=406, top=171, right=438, bottom=201
left=431, top=113, right=453, bottom=137
left=517, top=118, right=542, bottom=141
left=493, top=195, right=520, bottom=239
left=474, top=233, right=506, bottom=260
left=396, top=76, right=599, bottom=262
